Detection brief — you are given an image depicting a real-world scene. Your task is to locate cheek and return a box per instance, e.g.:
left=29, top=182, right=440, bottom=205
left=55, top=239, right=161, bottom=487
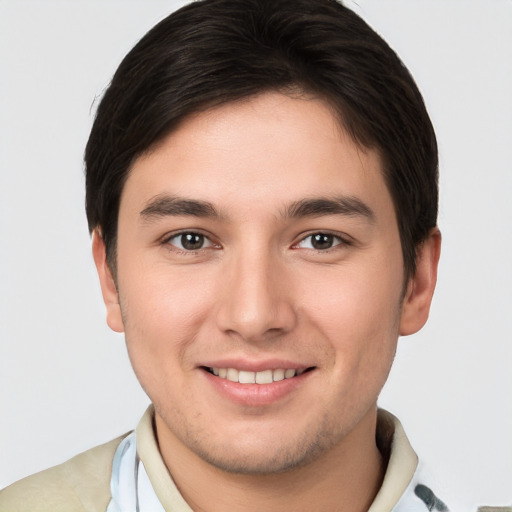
left=118, top=268, right=217, bottom=379
left=300, top=263, right=402, bottom=374
left=121, top=262, right=215, bottom=328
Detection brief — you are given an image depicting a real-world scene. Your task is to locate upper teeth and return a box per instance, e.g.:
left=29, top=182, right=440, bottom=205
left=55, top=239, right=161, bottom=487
left=211, top=367, right=304, bottom=384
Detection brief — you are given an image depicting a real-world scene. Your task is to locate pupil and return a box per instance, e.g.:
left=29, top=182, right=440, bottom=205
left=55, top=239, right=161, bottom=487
left=181, top=233, right=203, bottom=250
left=312, top=234, right=333, bottom=250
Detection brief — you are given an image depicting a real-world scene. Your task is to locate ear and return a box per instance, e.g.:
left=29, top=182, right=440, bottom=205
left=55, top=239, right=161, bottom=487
left=92, top=230, right=125, bottom=333
left=399, top=228, right=441, bottom=336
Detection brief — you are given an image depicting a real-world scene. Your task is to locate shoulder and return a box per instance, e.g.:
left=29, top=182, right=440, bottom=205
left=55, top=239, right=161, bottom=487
left=0, top=433, right=129, bottom=512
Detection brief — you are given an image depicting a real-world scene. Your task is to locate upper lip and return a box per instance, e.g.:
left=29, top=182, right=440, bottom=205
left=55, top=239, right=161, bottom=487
left=200, top=358, right=313, bottom=372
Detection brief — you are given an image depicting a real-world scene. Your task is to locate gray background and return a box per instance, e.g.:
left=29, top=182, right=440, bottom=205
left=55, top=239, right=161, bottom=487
left=1, top=0, right=511, bottom=508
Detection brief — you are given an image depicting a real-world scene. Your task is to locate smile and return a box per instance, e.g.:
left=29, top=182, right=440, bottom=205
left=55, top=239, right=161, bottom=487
left=206, top=367, right=311, bottom=384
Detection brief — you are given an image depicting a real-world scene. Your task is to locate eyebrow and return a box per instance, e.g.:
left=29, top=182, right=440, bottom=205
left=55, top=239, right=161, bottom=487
left=139, top=194, right=375, bottom=223
left=284, top=196, right=375, bottom=222
left=140, top=195, right=220, bottom=221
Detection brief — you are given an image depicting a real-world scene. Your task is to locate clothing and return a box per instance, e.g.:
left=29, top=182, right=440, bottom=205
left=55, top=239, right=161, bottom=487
left=0, top=434, right=125, bottom=512
left=0, top=407, right=449, bottom=511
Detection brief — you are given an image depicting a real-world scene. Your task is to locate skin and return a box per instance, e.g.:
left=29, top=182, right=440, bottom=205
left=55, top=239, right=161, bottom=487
left=94, top=92, right=440, bottom=511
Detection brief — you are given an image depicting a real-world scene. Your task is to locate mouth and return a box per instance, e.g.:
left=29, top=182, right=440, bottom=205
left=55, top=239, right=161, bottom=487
left=202, top=366, right=315, bottom=384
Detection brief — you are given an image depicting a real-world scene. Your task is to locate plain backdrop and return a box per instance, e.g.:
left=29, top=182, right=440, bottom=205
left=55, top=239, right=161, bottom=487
left=1, top=0, right=511, bottom=509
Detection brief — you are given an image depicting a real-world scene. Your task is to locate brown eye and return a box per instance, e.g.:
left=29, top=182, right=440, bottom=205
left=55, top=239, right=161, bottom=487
left=181, top=233, right=204, bottom=250
left=168, top=232, right=213, bottom=251
left=296, top=233, right=345, bottom=251
left=311, top=233, right=335, bottom=250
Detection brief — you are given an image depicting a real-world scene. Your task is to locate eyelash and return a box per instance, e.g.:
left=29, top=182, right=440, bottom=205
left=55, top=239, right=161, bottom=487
left=294, top=232, right=352, bottom=252
left=162, top=231, right=218, bottom=253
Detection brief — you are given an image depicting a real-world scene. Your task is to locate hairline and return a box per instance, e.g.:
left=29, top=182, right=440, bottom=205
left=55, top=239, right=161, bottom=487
left=103, top=87, right=418, bottom=286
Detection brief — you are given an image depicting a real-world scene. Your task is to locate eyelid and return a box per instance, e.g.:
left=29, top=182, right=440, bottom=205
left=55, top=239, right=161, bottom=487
left=162, top=229, right=220, bottom=251
left=293, top=231, right=353, bottom=250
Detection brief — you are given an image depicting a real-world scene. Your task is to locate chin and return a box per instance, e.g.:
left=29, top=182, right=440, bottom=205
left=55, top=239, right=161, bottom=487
left=192, top=442, right=324, bottom=475
left=181, top=416, right=341, bottom=475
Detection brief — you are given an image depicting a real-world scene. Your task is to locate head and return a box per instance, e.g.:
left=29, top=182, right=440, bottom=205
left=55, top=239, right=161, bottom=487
left=87, top=0, right=440, bottom=476
left=85, top=0, right=438, bottom=283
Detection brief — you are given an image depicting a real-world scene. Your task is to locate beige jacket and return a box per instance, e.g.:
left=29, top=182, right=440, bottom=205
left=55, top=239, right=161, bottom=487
left=0, top=408, right=420, bottom=511
left=0, top=434, right=124, bottom=511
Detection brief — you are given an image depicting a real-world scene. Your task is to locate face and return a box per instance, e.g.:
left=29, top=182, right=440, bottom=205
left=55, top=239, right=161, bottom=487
left=95, top=92, right=437, bottom=474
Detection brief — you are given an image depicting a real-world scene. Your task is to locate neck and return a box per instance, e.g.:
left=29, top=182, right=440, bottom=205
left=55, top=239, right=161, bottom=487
left=156, top=408, right=385, bottom=512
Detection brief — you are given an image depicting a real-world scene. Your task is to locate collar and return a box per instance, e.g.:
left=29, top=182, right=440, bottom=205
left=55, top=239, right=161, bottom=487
left=109, top=405, right=447, bottom=511
left=369, top=409, right=418, bottom=510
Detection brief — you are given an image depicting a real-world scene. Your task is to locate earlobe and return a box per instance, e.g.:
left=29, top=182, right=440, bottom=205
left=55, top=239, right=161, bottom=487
left=399, top=228, right=441, bottom=336
left=92, top=230, right=125, bottom=333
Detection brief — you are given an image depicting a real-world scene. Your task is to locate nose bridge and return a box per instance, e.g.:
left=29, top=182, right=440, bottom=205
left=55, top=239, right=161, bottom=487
left=216, top=242, right=295, bottom=341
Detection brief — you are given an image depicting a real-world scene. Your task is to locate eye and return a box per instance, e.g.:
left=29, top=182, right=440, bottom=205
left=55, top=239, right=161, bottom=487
left=167, top=232, right=214, bottom=251
left=296, top=233, right=345, bottom=250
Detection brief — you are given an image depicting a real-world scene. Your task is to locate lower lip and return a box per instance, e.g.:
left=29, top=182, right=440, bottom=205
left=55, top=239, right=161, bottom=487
left=201, top=369, right=313, bottom=407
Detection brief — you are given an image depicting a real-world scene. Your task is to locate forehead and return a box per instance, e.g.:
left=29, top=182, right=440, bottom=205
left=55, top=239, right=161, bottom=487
left=121, top=92, right=392, bottom=221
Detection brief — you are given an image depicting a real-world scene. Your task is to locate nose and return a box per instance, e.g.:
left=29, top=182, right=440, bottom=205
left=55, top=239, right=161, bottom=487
left=215, top=249, right=297, bottom=343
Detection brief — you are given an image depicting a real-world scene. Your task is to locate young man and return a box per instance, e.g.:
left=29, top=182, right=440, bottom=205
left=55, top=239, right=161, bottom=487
left=1, top=0, right=445, bottom=510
